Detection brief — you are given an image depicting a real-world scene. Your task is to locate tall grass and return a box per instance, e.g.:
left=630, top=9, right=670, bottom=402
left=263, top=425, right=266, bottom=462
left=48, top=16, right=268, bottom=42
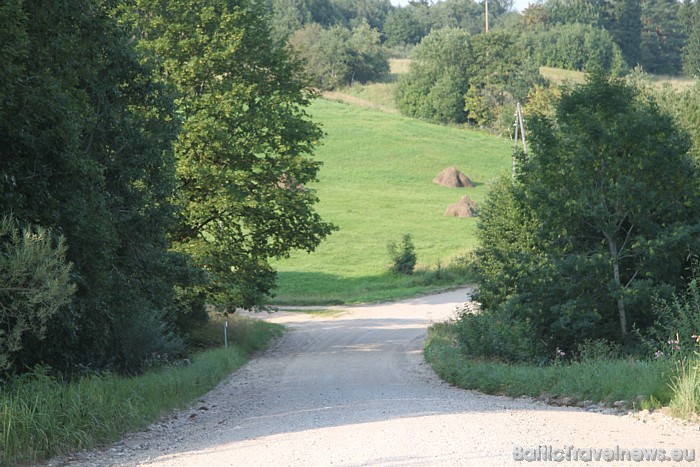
left=0, top=316, right=283, bottom=465
left=669, top=359, right=700, bottom=418
left=425, top=322, right=673, bottom=407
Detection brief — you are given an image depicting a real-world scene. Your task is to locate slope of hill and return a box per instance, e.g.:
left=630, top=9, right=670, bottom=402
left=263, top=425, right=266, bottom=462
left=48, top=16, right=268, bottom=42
left=271, top=99, right=511, bottom=305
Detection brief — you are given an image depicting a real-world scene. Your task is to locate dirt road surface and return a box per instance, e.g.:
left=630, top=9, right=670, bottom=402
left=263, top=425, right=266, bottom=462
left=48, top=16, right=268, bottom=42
left=53, top=289, right=699, bottom=466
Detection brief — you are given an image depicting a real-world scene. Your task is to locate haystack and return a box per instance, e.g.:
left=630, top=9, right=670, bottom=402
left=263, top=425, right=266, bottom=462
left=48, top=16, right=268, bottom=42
left=432, top=166, right=474, bottom=188
left=444, top=195, right=479, bottom=218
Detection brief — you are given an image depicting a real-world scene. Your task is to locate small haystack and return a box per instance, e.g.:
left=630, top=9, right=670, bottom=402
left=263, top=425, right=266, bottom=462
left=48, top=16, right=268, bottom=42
left=432, top=166, right=474, bottom=188
left=444, top=195, right=479, bottom=218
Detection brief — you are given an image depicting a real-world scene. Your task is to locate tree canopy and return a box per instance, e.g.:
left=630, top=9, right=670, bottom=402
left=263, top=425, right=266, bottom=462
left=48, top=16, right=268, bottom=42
left=1, top=0, right=333, bottom=375
left=0, top=0, right=188, bottom=374
left=473, top=73, right=700, bottom=357
left=123, top=0, right=335, bottom=311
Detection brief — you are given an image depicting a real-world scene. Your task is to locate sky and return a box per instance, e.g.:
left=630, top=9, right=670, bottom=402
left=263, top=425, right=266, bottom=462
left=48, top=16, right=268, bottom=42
left=389, top=0, right=533, bottom=13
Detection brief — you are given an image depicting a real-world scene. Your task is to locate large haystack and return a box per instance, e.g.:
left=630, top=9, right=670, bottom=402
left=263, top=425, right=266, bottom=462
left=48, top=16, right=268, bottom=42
left=444, top=195, right=479, bottom=218
left=432, top=166, right=474, bottom=188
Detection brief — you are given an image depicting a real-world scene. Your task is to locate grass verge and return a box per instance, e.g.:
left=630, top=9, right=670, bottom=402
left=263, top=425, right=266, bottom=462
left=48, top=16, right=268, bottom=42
left=424, top=321, right=674, bottom=408
left=0, top=315, right=283, bottom=465
left=669, top=359, right=700, bottom=418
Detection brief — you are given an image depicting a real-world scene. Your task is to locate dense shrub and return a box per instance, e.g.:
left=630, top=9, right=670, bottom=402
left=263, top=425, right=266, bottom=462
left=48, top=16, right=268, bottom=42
left=455, top=306, right=539, bottom=363
left=641, top=277, right=700, bottom=359
left=0, top=217, right=75, bottom=373
left=289, top=20, right=389, bottom=90
left=394, top=27, right=472, bottom=124
left=470, top=74, right=700, bottom=361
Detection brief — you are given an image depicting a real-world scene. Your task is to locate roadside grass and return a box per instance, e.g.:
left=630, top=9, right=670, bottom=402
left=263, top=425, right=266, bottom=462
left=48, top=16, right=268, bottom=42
left=424, top=321, right=674, bottom=408
left=0, top=316, right=283, bottom=465
left=669, top=359, right=700, bottom=419
left=271, top=98, right=510, bottom=305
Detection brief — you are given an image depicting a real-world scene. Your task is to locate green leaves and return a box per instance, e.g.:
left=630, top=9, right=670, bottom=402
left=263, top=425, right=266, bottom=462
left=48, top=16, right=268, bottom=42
left=474, top=74, right=700, bottom=357
left=0, top=216, right=75, bottom=372
left=127, top=0, right=334, bottom=310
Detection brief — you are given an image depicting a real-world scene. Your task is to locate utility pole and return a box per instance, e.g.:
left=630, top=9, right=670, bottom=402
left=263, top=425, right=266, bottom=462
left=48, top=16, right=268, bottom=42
left=485, top=0, right=489, bottom=32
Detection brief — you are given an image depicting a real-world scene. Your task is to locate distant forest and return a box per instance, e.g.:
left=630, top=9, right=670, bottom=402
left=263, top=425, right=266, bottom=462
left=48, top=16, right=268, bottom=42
left=275, top=0, right=700, bottom=130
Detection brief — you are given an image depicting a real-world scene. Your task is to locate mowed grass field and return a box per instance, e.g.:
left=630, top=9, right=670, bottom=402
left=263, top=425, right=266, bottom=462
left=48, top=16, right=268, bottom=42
left=270, top=98, right=512, bottom=305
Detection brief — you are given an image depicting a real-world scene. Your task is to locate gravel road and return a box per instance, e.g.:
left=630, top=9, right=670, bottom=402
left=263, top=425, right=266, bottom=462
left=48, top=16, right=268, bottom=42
left=53, top=288, right=699, bottom=466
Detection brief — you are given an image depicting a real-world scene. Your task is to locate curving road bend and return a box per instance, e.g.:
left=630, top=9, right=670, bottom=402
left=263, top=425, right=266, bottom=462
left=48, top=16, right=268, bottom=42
left=54, top=289, right=699, bottom=466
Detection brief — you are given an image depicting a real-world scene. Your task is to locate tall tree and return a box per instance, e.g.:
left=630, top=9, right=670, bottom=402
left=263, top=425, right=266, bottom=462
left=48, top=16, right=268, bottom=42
left=124, top=0, right=335, bottom=311
left=640, top=0, right=685, bottom=74
left=383, top=6, right=424, bottom=46
left=605, top=0, right=643, bottom=67
left=476, top=73, right=700, bottom=353
left=269, top=0, right=313, bottom=41
left=1, top=0, right=186, bottom=373
left=395, top=27, right=473, bottom=123
left=681, top=0, right=700, bottom=76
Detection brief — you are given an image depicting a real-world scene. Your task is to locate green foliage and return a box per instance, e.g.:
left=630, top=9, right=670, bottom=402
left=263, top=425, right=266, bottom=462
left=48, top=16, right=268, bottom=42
left=465, top=32, right=544, bottom=131
left=426, top=320, right=673, bottom=404
left=290, top=21, right=389, bottom=90
left=383, top=7, right=424, bottom=46
left=387, top=233, right=417, bottom=275
left=0, top=217, right=75, bottom=373
left=575, top=338, right=621, bottom=362
left=654, top=79, right=700, bottom=163
left=0, top=316, right=283, bottom=465
left=640, top=0, right=685, bottom=75
left=681, top=0, right=700, bottom=76
left=269, top=0, right=313, bottom=41
left=638, top=266, right=700, bottom=418
left=396, top=28, right=542, bottom=128
left=124, top=0, right=335, bottom=311
left=641, top=277, right=700, bottom=359
left=608, top=0, right=643, bottom=67
left=349, top=20, right=390, bottom=83
left=541, top=0, right=602, bottom=27
left=455, top=306, right=539, bottom=363
left=473, top=73, right=700, bottom=360
left=0, top=0, right=188, bottom=374
left=522, top=23, right=627, bottom=74
left=395, top=27, right=472, bottom=124
left=669, top=357, right=700, bottom=418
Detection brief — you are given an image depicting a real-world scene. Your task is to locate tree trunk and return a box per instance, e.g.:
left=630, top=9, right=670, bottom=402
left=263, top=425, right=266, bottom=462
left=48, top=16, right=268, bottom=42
left=608, top=237, right=627, bottom=335
left=613, top=258, right=627, bottom=335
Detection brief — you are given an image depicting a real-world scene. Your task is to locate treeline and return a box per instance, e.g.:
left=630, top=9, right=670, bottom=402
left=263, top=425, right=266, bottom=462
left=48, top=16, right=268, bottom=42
left=274, top=0, right=700, bottom=132
left=0, top=0, right=333, bottom=377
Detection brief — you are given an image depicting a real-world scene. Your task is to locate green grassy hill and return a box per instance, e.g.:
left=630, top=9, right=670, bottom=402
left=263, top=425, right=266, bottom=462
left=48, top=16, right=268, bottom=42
left=270, top=99, right=512, bottom=305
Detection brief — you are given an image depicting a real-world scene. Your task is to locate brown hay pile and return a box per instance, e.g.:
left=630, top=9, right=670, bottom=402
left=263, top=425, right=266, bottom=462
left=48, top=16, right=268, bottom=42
left=444, top=195, right=479, bottom=218
left=432, top=166, right=474, bottom=188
